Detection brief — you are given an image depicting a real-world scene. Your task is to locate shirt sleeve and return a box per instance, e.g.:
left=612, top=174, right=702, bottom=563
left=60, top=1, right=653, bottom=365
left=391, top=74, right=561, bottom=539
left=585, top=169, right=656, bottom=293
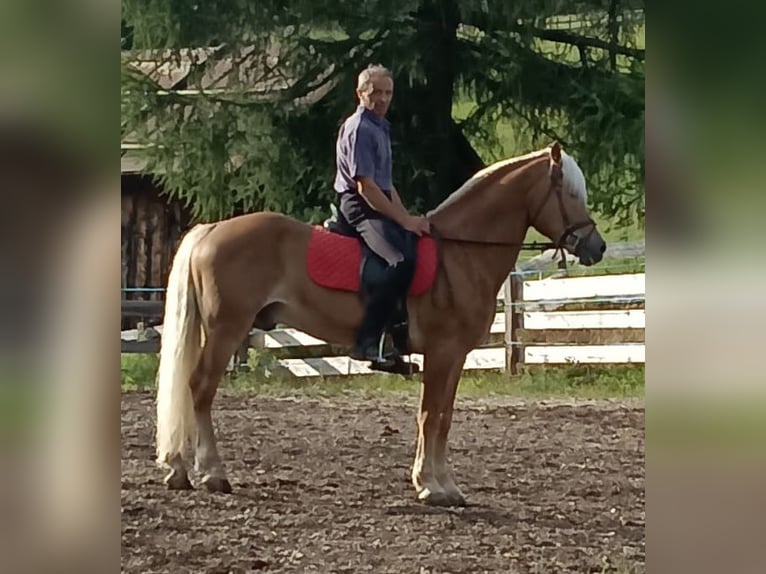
left=349, top=125, right=377, bottom=180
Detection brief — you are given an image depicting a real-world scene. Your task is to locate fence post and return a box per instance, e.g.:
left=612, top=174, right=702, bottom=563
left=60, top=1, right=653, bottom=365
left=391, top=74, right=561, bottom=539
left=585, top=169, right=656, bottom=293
left=505, top=271, right=525, bottom=375
left=243, top=329, right=266, bottom=371
left=235, top=334, right=251, bottom=371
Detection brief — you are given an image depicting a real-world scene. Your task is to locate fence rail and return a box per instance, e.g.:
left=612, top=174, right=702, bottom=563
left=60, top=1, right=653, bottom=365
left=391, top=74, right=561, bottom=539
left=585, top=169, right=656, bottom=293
left=121, top=241, right=646, bottom=375
left=122, top=269, right=645, bottom=377
left=505, top=271, right=644, bottom=373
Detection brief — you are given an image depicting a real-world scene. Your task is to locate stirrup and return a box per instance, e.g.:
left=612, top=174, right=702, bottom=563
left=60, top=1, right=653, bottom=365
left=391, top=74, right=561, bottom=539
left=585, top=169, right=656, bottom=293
left=350, top=333, right=395, bottom=365
left=388, top=320, right=410, bottom=355
left=370, top=354, right=420, bottom=376
left=369, top=331, right=419, bottom=376
left=377, top=331, right=387, bottom=360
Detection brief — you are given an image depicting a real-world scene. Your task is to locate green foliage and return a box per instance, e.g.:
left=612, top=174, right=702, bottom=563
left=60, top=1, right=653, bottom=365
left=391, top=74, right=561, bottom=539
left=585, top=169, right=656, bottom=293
left=120, top=354, right=158, bottom=390
left=563, top=68, right=645, bottom=226
left=121, top=1, right=644, bottom=226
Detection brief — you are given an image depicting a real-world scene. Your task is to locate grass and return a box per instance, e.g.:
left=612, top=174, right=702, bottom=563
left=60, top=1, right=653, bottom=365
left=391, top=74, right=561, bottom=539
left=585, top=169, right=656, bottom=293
left=121, top=353, right=159, bottom=391
left=121, top=353, right=643, bottom=401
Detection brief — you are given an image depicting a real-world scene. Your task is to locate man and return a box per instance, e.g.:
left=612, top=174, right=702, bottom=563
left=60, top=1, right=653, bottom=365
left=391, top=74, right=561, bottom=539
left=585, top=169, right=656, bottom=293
left=332, top=64, right=430, bottom=364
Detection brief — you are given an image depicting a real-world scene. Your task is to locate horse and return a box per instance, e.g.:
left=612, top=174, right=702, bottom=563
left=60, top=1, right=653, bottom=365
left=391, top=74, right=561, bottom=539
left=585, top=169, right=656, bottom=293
left=154, top=141, right=606, bottom=506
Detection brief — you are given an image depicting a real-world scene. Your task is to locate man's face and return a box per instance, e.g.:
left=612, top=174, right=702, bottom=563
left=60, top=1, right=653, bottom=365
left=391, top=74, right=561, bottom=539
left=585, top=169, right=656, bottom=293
left=358, top=74, right=394, bottom=118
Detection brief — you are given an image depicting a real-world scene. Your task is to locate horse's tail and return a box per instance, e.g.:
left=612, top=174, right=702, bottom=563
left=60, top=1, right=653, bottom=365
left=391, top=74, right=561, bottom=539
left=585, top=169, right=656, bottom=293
left=155, top=223, right=214, bottom=466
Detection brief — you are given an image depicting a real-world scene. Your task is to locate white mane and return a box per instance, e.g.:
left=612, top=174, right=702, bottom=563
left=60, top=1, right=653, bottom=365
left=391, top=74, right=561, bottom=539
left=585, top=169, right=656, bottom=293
left=560, top=151, right=588, bottom=201
left=431, top=146, right=587, bottom=213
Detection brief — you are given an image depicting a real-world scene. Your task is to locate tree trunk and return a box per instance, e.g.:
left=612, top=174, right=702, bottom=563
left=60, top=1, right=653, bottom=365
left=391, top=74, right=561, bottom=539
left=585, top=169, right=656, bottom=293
left=450, top=118, right=485, bottom=186
left=406, top=0, right=486, bottom=206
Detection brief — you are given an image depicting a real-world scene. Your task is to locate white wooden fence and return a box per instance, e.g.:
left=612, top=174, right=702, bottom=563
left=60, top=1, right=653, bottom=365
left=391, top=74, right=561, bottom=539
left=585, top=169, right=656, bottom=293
left=122, top=270, right=645, bottom=377
left=505, top=271, right=645, bottom=373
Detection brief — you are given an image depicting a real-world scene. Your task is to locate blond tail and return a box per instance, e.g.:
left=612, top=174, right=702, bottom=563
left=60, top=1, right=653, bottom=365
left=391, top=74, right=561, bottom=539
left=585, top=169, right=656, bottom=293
left=155, top=224, right=212, bottom=465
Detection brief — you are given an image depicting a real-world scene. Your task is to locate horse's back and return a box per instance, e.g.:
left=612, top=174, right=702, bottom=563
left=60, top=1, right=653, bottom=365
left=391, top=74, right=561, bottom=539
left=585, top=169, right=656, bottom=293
left=197, top=211, right=312, bottom=255
left=213, top=210, right=311, bottom=236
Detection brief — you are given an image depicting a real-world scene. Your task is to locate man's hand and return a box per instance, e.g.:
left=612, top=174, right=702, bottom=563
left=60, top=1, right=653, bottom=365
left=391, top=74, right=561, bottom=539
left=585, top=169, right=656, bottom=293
left=391, top=187, right=430, bottom=236
left=401, top=214, right=431, bottom=237
left=356, top=179, right=430, bottom=236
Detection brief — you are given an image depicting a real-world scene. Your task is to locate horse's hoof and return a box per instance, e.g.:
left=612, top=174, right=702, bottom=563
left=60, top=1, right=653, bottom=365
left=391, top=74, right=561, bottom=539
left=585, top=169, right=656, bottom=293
left=446, top=490, right=467, bottom=507
left=164, top=471, right=193, bottom=490
left=202, top=476, right=233, bottom=494
left=417, top=487, right=451, bottom=507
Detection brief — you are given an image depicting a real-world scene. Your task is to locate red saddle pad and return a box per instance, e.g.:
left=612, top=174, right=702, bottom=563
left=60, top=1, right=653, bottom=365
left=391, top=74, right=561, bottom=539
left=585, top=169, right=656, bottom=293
left=306, top=226, right=438, bottom=296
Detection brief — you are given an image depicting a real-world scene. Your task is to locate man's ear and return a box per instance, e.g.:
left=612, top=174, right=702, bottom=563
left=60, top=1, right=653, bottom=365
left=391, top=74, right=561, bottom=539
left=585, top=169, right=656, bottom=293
left=549, top=141, right=562, bottom=164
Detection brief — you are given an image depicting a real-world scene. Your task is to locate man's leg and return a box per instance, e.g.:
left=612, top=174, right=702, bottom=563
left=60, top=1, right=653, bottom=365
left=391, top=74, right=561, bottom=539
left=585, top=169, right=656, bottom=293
left=350, top=218, right=408, bottom=362
left=375, top=221, right=417, bottom=354
left=337, top=194, right=416, bottom=362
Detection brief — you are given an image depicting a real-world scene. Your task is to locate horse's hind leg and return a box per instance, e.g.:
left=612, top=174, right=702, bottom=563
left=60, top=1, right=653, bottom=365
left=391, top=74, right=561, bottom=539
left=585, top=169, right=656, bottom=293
left=189, top=322, right=250, bottom=493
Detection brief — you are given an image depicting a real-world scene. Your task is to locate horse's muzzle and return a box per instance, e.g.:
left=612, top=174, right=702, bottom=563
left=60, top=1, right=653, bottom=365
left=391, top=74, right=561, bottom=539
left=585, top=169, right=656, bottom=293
left=574, top=232, right=606, bottom=266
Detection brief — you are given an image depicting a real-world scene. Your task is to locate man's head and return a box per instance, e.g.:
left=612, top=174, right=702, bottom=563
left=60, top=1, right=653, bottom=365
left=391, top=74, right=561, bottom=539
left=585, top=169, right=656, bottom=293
left=356, top=64, right=393, bottom=119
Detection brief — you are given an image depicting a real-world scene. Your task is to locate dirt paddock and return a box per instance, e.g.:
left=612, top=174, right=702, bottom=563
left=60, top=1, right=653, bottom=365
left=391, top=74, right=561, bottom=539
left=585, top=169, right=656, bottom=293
left=121, top=391, right=644, bottom=573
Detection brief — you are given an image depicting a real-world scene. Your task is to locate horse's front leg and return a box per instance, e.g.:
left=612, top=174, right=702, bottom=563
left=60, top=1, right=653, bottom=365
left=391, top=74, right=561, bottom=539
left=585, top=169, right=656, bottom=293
left=432, top=354, right=467, bottom=506
left=411, top=349, right=465, bottom=506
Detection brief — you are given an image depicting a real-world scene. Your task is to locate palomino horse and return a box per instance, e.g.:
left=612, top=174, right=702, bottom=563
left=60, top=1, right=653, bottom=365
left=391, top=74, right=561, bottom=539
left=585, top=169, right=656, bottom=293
left=155, top=142, right=605, bottom=506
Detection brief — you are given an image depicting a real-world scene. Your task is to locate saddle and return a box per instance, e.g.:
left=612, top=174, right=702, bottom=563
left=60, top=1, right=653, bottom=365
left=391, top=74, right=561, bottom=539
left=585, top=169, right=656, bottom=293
left=313, top=204, right=436, bottom=375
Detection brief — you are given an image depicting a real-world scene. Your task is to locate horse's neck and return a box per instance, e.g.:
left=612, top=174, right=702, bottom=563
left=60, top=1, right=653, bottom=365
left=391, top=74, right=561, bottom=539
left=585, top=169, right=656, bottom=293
left=430, top=192, right=528, bottom=246
left=429, top=157, right=544, bottom=245
left=429, top=169, right=541, bottom=299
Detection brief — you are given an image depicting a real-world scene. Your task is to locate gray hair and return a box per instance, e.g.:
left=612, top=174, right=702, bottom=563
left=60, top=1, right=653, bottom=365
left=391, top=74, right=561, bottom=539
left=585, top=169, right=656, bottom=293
left=357, top=64, right=392, bottom=95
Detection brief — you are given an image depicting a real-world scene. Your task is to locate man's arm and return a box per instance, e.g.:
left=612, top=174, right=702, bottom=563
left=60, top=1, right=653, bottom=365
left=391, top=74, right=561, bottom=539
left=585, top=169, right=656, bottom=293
left=350, top=128, right=429, bottom=235
left=391, top=185, right=431, bottom=235
left=357, top=178, right=430, bottom=236
left=390, top=186, right=409, bottom=216
left=356, top=177, right=410, bottom=226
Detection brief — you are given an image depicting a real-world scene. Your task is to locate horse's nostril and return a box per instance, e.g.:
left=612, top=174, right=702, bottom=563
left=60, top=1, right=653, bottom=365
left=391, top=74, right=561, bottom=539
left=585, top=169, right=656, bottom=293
left=600, top=242, right=606, bottom=254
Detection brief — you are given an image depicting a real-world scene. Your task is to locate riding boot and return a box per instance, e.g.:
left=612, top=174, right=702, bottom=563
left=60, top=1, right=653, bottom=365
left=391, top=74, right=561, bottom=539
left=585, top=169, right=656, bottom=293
left=350, top=290, right=394, bottom=363
left=385, top=252, right=415, bottom=356
left=387, top=296, right=410, bottom=355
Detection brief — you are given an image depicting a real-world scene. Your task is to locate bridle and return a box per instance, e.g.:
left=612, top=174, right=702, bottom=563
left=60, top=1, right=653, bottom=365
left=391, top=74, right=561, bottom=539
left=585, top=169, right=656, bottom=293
left=534, top=163, right=597, bottom=263
left=429, top=160, right=597, bottom=266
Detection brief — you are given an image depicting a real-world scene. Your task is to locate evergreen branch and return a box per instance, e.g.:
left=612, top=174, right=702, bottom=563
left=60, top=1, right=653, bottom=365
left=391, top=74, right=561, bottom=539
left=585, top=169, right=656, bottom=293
left=505, top=102, right=568, bottom=147
left=509, top=23, right=644, bottom=60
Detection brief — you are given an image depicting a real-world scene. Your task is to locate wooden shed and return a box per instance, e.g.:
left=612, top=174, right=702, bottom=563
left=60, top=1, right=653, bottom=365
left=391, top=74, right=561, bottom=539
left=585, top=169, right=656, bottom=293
left=121, top=152, right=191, bottom=327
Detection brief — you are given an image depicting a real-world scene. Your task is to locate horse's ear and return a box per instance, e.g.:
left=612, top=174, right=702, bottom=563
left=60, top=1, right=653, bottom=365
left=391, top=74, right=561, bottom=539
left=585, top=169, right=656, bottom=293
left=550, top=141, right=562, bottom=163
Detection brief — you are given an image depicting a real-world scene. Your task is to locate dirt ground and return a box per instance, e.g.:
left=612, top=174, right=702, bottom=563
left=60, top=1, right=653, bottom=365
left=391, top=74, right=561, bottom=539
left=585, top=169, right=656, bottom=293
left=121, top=391, right=644, bottom=573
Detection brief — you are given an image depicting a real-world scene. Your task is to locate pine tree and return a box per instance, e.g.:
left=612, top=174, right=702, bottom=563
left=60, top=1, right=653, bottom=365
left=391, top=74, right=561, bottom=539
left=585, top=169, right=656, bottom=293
left=121, top=0, right=644, bottom=226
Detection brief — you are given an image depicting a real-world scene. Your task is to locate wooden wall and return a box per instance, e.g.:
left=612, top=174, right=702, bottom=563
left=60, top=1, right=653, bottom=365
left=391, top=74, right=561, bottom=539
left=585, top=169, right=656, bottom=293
left=121, top=174, right=191, bottom=325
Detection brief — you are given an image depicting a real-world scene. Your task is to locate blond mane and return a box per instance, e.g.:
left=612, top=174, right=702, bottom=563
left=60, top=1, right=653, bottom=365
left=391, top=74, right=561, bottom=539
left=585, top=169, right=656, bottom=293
left=430, top=146, right=587, bottom=215
left=560, top=151, right=588, bottom=201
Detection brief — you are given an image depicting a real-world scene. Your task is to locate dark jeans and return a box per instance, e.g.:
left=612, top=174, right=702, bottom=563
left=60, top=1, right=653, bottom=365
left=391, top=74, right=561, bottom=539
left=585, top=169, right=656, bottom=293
left=338, top=192, right=417, bottom=351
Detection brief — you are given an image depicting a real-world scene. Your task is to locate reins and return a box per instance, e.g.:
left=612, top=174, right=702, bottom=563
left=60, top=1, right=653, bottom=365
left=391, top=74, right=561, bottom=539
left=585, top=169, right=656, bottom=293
left=427, top=169, right=597, bottom=271
left=426, top=227, right=557, bottom=252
